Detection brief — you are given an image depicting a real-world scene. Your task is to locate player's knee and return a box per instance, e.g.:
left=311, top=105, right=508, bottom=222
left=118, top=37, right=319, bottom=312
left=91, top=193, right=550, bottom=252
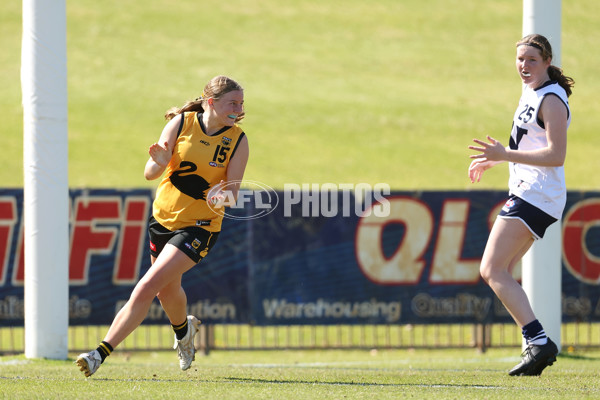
left=156, top=289, right=169, bottom=303
left=479, top=263, right=493, bottom=283
left=131, top=280, right=159, bottom=303
left=156, top=285, right=181, bottom=303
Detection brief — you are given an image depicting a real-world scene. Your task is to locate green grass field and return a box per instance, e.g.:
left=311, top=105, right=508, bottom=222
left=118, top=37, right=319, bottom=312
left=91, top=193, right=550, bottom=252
left=2, top=0, right=600, bottom=190
left=1, top=348, right=600, bottom=399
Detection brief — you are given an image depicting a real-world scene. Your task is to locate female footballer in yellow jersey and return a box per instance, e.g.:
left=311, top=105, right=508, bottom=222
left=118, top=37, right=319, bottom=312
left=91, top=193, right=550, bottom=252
left=77, top=76, right=249, bottom=377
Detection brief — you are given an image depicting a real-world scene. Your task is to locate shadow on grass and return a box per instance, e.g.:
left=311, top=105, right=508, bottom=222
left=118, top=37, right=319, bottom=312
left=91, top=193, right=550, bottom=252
left=222, top=376, right=505, bottom=389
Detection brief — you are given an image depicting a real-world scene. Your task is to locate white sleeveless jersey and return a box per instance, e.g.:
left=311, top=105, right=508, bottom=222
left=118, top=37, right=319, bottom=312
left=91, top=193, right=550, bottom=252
left=508, top=81, right=571, bottom=219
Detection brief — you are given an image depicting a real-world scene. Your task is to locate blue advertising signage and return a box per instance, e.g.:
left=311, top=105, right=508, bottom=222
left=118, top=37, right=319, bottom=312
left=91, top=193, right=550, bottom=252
left=0, top=188, right=599, bottom=326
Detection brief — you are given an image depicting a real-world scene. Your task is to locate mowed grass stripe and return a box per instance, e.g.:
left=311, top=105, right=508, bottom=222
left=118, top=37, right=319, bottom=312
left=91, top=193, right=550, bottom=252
left=2, top=0, right=599, bottom=189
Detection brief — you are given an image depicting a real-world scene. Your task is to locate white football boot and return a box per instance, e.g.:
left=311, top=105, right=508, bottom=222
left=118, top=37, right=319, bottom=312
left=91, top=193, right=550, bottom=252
left=173, top=315, right=201, bottom=370
left=75, top=349, right=102, bottom=377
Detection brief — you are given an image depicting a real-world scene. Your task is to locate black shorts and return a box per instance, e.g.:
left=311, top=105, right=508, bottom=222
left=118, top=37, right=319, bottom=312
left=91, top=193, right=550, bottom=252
left=498, top=195, right=557, bottom=239
left=148, top=216, right=219, bottom=263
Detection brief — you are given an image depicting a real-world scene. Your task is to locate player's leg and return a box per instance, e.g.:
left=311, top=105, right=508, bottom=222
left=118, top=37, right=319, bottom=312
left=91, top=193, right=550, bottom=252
left=480, top=217, right=558, bottom=376
left=76, top=244, right=196, bottom=377
left=157, top=275, right=187, bottom=328
left=156, top=273, right=201, bottom=371
left=156, top=228, right=218, bottom=370
left=480, top=217, right=535, bottom=326
left=158, top=275, right=199, bottom=345
left=504, top=229, right=559, bottom=376
left=104, top=244, right=196, bottom=346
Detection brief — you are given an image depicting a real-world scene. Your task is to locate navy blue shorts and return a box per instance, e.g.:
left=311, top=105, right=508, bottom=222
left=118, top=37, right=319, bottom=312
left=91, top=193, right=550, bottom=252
left=148, top=216, right=219, bottom=263
left=498, top=195, right=557, bottom=239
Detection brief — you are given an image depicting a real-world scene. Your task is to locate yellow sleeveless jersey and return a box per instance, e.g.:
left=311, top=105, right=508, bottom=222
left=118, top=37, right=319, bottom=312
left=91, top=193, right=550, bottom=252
left=152, top=112, right=246, bottom=232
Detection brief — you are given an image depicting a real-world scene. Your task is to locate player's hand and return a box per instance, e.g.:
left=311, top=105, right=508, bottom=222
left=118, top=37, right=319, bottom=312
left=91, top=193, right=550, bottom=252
left=210, top=180, right=226, bottom=208
left=468, top=135, right=507, bottom=162
left=148, top=141, right=172, bottom=167
left=468, top=158, right=494, bottom=183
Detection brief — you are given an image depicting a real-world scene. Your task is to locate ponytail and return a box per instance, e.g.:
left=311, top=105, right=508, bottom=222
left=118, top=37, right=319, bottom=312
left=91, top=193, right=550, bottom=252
left=164, top=98, right=205, bottom=121
left=548, top=65, right=575, bottom=98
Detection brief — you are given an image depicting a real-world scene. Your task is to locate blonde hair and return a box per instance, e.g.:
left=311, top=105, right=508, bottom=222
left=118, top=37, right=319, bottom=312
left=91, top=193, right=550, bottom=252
left=516, top=34, right=574, bottom=97
left=164, top=75, right=245, bottom=121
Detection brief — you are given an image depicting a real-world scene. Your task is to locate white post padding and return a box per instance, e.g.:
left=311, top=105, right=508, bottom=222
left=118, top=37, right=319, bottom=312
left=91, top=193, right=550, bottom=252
left=521, top=0, right=563, bottom=352
left=22, top=0, right=69, bottom=359
left=523, top=0, right=562, bottom=67
left=521, top=223, right=562, bottom=351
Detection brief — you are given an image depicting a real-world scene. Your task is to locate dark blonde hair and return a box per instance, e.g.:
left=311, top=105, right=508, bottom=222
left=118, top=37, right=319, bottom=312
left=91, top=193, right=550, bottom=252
left=164, top=75, right=245, bottom=121
left=516, top=34, right=574, bottom=97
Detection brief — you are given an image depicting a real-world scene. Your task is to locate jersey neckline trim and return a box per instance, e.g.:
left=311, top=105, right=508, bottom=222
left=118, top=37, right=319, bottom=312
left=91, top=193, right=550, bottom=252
left=196, top=112, right=233, bottom=137
left=534, top=80, right=558, bottom=91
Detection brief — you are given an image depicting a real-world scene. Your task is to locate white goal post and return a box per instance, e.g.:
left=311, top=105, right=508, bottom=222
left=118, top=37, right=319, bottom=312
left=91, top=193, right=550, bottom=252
left=22, top=0, right=69, bottom=359
left=521, top=0, right=563, bottom=351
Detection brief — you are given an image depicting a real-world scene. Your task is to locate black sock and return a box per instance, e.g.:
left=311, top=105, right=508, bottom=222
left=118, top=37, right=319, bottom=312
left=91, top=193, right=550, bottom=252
left=522, top=319, right=547, bottom=345
left=96, top=341, right=113, bottom=363
left=172, top=319, right=188, bottom=341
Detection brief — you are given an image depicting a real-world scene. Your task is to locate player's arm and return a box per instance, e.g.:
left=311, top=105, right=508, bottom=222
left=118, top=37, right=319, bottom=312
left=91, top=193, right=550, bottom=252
left=468, top=95, right=567, bottom=175
left=504, top=95, right=568, bottom=167
left=144, top=114, right=182, bottom=180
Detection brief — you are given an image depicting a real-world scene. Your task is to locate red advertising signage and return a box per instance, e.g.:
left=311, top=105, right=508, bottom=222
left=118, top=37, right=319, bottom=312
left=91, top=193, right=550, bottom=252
left=0, top=189, right=599, bottom=326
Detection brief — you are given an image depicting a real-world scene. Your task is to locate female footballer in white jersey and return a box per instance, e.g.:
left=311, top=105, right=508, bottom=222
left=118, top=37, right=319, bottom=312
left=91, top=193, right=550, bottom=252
left=76, top=75, right=249, bottom=377
left=468, top=34, right=574, bottom=376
